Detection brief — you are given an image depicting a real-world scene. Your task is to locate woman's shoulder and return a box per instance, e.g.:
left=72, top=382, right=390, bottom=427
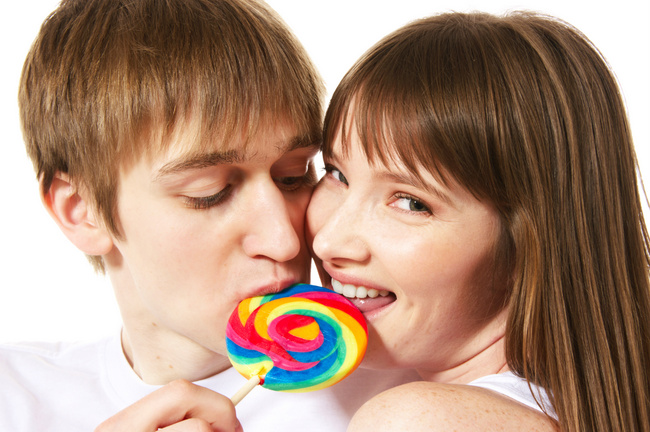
left=347, top=380, right=558, bottom=432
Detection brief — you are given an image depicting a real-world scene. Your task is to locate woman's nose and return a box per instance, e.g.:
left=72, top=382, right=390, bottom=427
left=308, top=189, right=370, bottom=265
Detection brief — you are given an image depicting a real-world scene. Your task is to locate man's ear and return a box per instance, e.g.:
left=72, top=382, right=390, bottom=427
left=41, top=173, right=114, bottom=256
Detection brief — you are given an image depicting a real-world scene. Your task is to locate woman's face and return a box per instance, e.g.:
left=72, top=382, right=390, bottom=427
left=306, top=126, right=510, bottom=382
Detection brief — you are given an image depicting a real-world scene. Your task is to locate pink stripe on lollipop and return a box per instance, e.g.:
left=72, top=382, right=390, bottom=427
left=267, top=314, right=324, bottom=352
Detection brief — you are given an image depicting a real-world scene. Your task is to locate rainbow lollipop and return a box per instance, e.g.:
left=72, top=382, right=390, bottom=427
left=226, top=283, right=367, bottom=403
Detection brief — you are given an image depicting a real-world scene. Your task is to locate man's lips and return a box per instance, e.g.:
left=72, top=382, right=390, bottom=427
left=244, top=278, right=301, bottom=299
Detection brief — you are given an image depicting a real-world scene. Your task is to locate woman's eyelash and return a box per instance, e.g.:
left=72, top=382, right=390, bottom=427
left=394, top=193, right=432, bottom=214
left=323, top=163, right=431, bottom=215
left=185, top=185, right=232, bottom=210
left=323, top=163, right=348, bottom=185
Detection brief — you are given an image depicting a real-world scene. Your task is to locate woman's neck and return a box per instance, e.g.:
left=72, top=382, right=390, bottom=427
left=416, top=312, right=510, bottom=384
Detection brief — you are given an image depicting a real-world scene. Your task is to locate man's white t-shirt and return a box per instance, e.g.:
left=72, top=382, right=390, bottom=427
left=0, top=333, right=419, bottom=431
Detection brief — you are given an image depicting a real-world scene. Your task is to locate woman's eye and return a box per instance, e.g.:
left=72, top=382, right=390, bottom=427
left=324, top=164, right=348, bottom=186
left=184, top=185, right=232, bottom=210
left=393, top=194, right=431, bottom=214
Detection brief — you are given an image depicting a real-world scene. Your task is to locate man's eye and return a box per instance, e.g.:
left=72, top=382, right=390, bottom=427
left=275, top=176, right=303, bottom=190
left=324, top=164, right=348, bottom=186
left=275, top=168, right=317, bottom=191
left=184, top=185, right=232, bottom=210
left=273, top=164, right=318, bottom=192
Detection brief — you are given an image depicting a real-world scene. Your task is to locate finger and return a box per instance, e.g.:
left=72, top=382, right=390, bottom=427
left=160, top=417, right=242, bottom=432
left=159, top=418, right=213, bottom=432
left=95, top=379, right=241, bottom=432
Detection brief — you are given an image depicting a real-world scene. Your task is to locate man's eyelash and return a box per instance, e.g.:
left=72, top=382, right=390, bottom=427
left=184, top=170, right=314, bottom=210
left=185, top=186, right=232, bottom=210
left=276, top=169, right=317, bottom=191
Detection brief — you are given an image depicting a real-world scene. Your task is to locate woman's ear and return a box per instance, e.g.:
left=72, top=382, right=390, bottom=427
left=41, top=173, right=114, bottom=256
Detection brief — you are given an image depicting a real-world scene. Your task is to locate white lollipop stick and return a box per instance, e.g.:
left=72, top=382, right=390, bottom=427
left=230, top=375, right=261, bottom=406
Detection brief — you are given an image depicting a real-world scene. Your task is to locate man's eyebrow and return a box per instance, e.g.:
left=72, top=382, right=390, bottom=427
left=154, top=134, right=317, bottom=181
left=287, top=134, right=320, bottom=151
left=154, top=150, right=242, bottom=180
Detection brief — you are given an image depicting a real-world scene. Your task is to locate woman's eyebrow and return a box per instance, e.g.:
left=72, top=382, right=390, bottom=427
left=154, top=150, right=242, bottom=181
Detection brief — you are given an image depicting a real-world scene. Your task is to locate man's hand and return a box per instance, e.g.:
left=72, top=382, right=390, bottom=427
left=95, top=379, right=243, bottom=432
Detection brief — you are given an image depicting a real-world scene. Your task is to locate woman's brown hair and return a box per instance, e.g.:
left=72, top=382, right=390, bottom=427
left=19, top=0, right=324, bottom=271
left=324, top=11, right=650, bottom=431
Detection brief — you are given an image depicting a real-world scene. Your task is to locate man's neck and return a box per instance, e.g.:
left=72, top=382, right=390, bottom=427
left=120, top=326, right=232, bottom=385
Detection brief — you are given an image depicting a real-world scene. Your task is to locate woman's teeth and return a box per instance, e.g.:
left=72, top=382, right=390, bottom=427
left=332, top=279, right=390, bottom=299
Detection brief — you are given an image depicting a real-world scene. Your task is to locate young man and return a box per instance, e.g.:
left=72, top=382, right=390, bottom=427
left=1, top=0, right=416, bottom=430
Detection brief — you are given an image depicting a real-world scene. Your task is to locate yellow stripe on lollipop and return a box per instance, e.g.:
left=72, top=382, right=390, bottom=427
left=289, top=320, right=320, bottom=340
left=236, top=296, right=266, bottom=327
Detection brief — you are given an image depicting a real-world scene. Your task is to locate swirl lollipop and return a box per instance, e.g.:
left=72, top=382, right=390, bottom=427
left=226, top=283, right=367, bottom=403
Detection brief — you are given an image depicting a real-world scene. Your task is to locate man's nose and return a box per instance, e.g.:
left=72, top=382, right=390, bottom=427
left=241, top=180, right=302, bottom=262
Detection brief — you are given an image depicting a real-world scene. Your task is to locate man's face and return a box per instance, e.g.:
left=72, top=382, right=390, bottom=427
left=105, top=120, right=317, bottom=378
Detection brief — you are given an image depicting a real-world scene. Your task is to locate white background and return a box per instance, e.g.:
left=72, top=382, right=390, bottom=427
left=1, top=0, right=648, bottom=343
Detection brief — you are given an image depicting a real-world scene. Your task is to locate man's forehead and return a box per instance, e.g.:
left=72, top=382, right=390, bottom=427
left=149, top=127, right=318, bottom=178
left=171, top=115, right=315, bottom=148
left=165, top=127, right=314, bottom=157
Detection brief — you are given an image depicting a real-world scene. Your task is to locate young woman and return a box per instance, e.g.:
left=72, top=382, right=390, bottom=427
left=307, top=11, right=650, bottom=431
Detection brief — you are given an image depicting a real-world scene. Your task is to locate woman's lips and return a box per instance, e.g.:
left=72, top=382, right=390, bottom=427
left=349, top=295, right=396, bottom=313
left=331, top=278, right=397, bottom=314
left=332, top=278, right=390, bottom=298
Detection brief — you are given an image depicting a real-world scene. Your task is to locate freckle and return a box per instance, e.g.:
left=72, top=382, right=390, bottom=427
left=169, top=365, right=174, bottom=369
left=156, top=356, right=161, bottom=360
left=152, top=322, right=158, bottom=327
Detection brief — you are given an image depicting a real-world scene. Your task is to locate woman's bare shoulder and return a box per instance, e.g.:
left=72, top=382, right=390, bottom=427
left=347, top=381, right=558, bottom=432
